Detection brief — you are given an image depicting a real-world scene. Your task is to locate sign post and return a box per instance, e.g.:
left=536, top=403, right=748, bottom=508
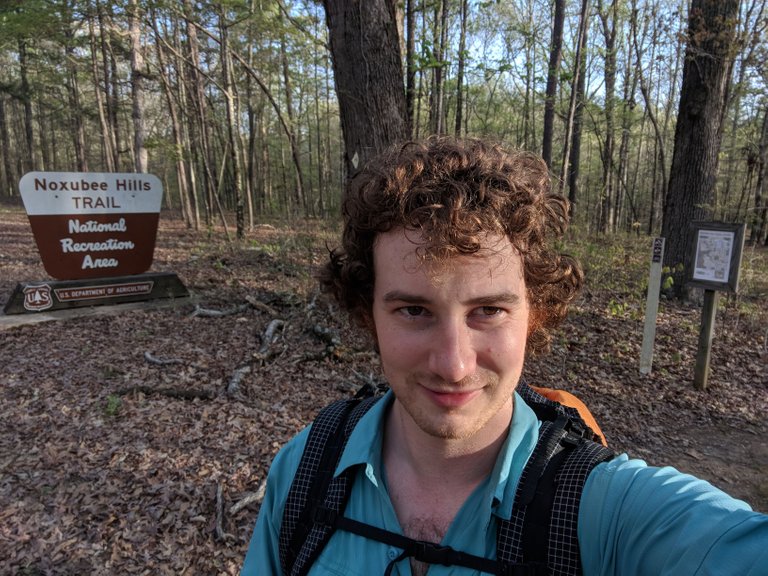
left=3, top=171, right=188, bottom=315
left=640, top=237, right=665, bottom=375
left=686, top=222, right=746, bottom=390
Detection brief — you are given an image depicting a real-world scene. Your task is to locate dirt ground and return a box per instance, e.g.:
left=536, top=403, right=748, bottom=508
left=1, top=206, right=766, bottom=575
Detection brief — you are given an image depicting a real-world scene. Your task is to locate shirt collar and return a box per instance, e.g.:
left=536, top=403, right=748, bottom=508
left=334, top=388, right=539, bottom=512
left=334, top=391, right=394, bottom=485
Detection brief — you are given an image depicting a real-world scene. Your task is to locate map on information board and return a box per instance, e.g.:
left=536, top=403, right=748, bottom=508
left=692, top=229, right=734, bottom=283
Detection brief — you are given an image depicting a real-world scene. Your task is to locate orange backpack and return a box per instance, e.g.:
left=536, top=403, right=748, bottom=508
left=529, top=385, right=607, bottom=446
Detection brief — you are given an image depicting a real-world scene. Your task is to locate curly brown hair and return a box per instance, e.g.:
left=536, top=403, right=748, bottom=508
left=318, top=136, right=583, bottom=355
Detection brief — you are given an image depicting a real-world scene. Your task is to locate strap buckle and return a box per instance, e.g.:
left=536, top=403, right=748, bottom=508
left=411, top=541, right=455, bottom=566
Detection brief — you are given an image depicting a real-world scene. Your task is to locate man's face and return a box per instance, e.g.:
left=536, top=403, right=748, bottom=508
left=371, top=228, right=530, bottom=441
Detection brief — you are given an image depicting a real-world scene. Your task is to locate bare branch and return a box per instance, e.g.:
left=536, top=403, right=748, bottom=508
left=229, top=479, right=267, bottom=515
left=227, top=365, right=251, bottom=397
left=189, top=303, right=249, bottom=318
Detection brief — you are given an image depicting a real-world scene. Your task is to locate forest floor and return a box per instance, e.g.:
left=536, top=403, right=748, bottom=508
left=1, top=205, right=766, bottom=575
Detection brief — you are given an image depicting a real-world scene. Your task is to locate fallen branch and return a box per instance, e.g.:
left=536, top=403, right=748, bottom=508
left=253, top=319, right=285, bottom=362
left=312, top=324, right=341, bottom=346
left=189, top=303, right=249, bottom=318
left=118, top=385, right=215, bottom=400
left=227, top=365, right=251, bottom=397
left=214, top=482, right=233, bottom=542
left=144, top=351, right=204, bottom=370
left=229, top=479, right=267, bottom=515
left=245, top=295, right=279, bottom=317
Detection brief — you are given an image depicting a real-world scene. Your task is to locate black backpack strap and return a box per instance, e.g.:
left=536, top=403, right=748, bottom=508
left=312, top=508, right=545, bottom=576
left=496, top=388, right=614, bottom=576
left=278, top=395, right=381, bottom=576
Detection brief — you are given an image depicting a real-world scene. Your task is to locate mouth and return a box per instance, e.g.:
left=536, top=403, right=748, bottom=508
left=424, top=387, right=481, bottom=409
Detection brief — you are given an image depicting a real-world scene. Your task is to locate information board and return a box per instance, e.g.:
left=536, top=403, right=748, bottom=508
left=687, top=222, right=745, bottom=293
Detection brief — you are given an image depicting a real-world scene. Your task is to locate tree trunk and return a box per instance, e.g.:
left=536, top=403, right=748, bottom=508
left=454, top=0, right=468, bottom=136
left=434, top=0, right=449, bottom=135
left=661, top=0, right=740, bottom=297
left=567, top=2, right=589, bottom=217
left=522, top=0, right=535, bottom=150
left=719, top=0, right=765, bottom=220
left=128, top=0, right=147, bottom=173
left=218, top=7, right=245, bottom=239
left=279, top=29, right=306, bottom=215
left=597, top=0, right=618, bottom=233
left=559, top=0, right=590, bottom=199
left=151, top=9, right=192, bottom=225
left=65, top=32, right=87, bottom=172
left=183, top=0, right=214, bottom=225
left=0, top=94, right=17, bottom=195
left=541, top=0, right=565, bottom=168
left=88, top=8, right=114, bottom=172
left=751, top=105, right=768, bottom=245
left=18, top=39, right=36, bottom=173
left=405, top=0, right=416, bottom=136
left=96, top=0, right=120, bottom=171
left=322, top=0, right=409, bottom=177
left=617, top=6, right=640, bottom=230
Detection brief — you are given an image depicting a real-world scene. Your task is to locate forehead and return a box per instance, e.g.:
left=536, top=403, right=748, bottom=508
left=372, top=228, right=524, bottom=286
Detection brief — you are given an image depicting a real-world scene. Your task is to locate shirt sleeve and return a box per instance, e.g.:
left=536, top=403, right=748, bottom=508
left=579, top=454, right=768, bottom=576
left=240, top=426, right=311, bottom=576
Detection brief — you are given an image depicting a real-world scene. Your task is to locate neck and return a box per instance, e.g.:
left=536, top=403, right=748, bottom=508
left=384, top=397, right=513, bottom=485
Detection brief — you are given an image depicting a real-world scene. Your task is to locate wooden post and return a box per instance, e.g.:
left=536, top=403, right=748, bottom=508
left=640, top=238, right=665, bottom=374
left=694, top=289, right=719, bottom=389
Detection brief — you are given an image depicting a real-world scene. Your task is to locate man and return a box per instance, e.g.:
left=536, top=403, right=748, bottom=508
left=242, top=137, right=767, bottom=575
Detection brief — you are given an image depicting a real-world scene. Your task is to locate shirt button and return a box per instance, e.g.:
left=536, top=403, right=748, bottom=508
left=388, top=547, right=398, bottom=560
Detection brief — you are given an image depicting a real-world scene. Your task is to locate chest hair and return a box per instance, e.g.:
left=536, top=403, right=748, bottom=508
left=402, top=516, right=451, bottom=576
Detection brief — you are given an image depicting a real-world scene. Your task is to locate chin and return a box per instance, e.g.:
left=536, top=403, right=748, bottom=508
left=418, top=416, right=484, bottom=441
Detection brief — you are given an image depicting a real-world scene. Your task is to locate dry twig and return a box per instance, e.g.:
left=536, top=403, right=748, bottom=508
left=214, top=482, right=233, bottom=542
left=245, top=295, right=279, bottom=317
left=189, top=303, right=249, bottom=318
left=229, top=479, right=267, bottom=515
left=227, top=365, right=251, bottom=397
left=253, top=319, right=286, bottom=361
left=144, top=351, right=184, bottom=366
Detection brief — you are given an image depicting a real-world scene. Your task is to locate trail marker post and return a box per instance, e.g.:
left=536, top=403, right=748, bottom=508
left=686, top=222, right=746, bottom=390
left=640, top=237, right=665, bottom=375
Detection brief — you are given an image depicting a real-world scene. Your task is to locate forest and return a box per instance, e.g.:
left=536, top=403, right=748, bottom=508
left=1, top=2, right=767, bottom=573
left=1, top=0, right=766, bottom=249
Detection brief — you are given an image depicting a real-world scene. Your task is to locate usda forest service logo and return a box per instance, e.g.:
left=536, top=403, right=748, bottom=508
left=23, top=284, right=53, bottom=311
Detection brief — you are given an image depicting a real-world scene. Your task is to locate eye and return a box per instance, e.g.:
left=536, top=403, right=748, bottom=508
left=399, top=305, right=428, bottom=317
left=477, top=306, right=503, bottom=317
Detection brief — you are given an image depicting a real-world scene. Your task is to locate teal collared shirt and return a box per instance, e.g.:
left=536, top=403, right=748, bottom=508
left=242, top=390, right=768, bottom=575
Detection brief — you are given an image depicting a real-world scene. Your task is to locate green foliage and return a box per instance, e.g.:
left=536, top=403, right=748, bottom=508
left=607, top=299, right=628, bottom=317
left=104, top=394, right=122, bottom=417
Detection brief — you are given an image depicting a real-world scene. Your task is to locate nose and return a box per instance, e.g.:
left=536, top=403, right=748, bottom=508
left=428, top=319, right=477, bottom=383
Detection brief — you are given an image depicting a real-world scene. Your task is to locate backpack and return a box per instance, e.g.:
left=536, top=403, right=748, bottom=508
left=278, top=381, right=613, bottom=576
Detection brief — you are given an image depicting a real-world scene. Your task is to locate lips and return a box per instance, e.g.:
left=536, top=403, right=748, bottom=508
left=424, top=387, right=481, bottom=408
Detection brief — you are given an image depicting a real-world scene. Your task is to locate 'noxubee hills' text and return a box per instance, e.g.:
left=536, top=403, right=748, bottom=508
left=33, top=177, right=151, bottom=192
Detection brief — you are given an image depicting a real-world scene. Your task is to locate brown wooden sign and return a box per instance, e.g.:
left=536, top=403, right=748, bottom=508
left=19, top=172, right=163, bottom=280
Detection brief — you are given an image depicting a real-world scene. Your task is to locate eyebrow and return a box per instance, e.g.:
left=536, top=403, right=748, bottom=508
left=382, top=290, right=522, bottom=307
